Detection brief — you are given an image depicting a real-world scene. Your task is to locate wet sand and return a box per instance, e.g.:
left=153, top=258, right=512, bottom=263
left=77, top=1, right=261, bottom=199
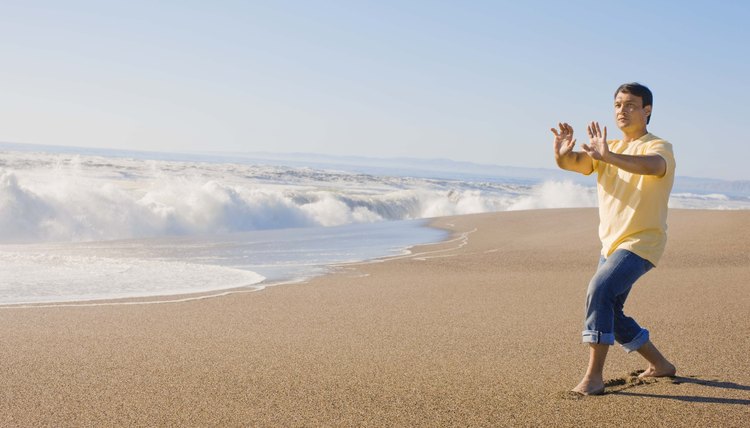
left=1, top=208, right=748, bottom=426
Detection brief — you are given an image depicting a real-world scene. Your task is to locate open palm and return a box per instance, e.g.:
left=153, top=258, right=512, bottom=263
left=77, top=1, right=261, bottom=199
left=581, top=121, right=609, bottom=161
left=551, top=122, right=576, bottom=159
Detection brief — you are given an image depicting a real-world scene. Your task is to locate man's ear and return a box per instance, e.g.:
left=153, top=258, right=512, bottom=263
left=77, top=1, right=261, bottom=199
left=644, top=105, right=652, bottom=119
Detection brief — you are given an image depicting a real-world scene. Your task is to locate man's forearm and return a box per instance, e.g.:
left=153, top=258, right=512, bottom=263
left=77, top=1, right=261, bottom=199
left=602, top=153, right=666, bottom=177
left=556, top=151, right=594, bottom=175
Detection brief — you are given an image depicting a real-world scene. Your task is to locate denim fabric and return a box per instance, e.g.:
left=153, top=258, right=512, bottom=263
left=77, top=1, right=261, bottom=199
left=582, top=249, right=654, bottom=353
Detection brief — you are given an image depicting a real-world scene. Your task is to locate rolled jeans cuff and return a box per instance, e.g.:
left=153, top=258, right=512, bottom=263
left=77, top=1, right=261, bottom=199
left=582, top=330, right=615, bottom=345
left=620, top=328, right=650, bottom=353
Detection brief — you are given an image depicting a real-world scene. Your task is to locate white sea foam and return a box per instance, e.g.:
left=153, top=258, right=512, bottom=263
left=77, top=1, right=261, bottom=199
left=0, top=151, right=519, bottom=243
left=668, top=192, right=750, bottom=210
left=0, top=249, right=265, bottom=305
left=507, top=180, right=597, bottom=210
left=0, top=219, right=445, bottom=305
left=2, top=150, right=747, bottom=243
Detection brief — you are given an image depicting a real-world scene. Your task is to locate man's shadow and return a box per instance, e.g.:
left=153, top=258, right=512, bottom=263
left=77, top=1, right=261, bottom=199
left=610, top=373, right=750, bottom=405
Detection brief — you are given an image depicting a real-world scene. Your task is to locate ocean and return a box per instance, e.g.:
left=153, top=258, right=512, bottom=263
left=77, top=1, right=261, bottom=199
left=2, top=144, right=748, bottom=305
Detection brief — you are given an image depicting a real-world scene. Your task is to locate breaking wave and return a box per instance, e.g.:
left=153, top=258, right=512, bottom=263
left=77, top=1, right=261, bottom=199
left=1, top=150, right=744, bottom=243
left=0, top=155, right=588, bottom=243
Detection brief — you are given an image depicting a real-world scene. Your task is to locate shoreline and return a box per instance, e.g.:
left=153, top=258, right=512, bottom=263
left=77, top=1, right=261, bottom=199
left=1, top=208, right=748, bottom=426
left=0, top=218, right=447, bottom=308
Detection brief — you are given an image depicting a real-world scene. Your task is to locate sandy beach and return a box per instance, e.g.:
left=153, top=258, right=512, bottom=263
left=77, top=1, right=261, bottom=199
left=1, top=208, right=748, bottom=426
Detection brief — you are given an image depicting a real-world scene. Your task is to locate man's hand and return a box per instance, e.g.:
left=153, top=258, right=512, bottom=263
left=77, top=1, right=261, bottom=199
left=551, top=122, right=593, bottom=175
left=551, top=122, right=577, bottom=160
left=581, top=121, right=609, bottom=161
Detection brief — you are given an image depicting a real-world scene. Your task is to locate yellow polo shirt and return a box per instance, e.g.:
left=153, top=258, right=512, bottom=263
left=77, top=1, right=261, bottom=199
left=588, top=133, right=675, bottom=266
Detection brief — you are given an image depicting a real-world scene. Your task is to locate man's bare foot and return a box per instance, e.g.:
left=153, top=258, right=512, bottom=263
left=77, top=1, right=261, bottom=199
left=572, top=376, right=605, bottom=396
left=638, top=362, right=676, bottom=378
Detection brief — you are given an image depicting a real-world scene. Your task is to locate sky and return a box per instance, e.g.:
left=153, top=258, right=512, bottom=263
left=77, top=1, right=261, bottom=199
left=1, top=1, right=749, bottom=180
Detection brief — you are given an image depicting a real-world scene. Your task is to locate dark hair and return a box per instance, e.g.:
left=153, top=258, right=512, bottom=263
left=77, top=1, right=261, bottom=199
left=615, top=82, right=653, bottom=124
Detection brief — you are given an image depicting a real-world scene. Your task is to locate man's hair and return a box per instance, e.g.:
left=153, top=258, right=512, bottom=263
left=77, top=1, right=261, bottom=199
left=615, top=82, right=653, bottom=124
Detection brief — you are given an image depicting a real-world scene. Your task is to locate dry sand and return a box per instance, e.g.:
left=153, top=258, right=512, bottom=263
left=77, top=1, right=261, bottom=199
left=1, top=208, right=748, bottom=427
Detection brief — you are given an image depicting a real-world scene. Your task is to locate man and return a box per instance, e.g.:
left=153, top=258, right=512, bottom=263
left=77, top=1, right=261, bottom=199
left=551, top=82, right=677, bottom=395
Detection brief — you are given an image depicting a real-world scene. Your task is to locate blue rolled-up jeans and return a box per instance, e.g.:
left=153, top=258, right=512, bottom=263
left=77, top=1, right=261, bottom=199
left=582, top=249, right=653, bottom=353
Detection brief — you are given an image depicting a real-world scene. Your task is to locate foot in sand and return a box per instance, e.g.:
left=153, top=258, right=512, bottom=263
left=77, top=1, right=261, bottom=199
left=638, top=362, right=676, bottom=378
left=571, top=376, right=605, bottom=396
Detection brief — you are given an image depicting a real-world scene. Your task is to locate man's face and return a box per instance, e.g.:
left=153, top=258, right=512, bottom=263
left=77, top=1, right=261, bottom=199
left=614, top=91, right=651, bottom=132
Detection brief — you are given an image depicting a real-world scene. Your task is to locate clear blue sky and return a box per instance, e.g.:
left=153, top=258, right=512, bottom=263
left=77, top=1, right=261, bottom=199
left=1, top=1, right=748, bottom=180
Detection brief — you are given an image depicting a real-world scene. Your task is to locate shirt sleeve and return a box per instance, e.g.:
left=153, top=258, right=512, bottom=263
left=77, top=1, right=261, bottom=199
left=643, top=139, right=675, bottom=177
left=586, top=158, right=599, bottom=176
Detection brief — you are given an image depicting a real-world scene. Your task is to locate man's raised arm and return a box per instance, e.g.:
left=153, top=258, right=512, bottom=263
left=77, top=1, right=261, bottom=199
left=581, top=122, right=667, bottom=177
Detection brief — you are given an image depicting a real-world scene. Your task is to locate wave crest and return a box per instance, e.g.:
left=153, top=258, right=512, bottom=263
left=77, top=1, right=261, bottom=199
left=3, top=151, right=743, bottom=243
